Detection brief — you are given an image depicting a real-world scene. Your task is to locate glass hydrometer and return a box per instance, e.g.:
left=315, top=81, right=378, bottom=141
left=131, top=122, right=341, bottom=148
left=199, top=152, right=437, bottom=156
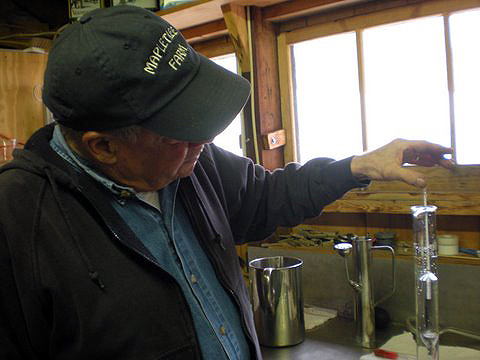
left=411, top=188, right=439, bottom=360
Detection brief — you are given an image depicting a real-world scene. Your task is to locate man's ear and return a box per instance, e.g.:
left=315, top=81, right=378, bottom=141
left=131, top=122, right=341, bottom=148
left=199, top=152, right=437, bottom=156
left=80, top=131, right=117, bottom=165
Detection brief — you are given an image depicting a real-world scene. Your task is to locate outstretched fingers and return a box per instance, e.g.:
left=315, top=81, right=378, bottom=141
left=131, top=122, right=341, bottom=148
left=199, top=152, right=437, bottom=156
left=394, top=167, right=426, bottom=188
left=402, top=140, right=453, bottom=168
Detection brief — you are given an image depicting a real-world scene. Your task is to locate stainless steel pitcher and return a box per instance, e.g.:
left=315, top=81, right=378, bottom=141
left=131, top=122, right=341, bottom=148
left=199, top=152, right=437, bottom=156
left=249, top=256, right=305, bottom=347
left=334, top=236, right=396, bottom=348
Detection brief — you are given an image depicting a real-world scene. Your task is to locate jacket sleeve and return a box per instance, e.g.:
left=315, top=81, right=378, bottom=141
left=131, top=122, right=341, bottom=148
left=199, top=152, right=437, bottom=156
left=0, top=227, right=31, bottom=360
left=203, top=144, right=369, bottom=244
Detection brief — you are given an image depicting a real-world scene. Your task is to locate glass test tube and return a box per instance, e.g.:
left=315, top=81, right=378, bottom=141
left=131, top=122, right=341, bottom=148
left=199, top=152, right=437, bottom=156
left=411, top=201, right=439, bottom=360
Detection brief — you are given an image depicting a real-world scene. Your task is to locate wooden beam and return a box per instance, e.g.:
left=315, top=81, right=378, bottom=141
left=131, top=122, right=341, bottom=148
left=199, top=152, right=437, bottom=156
left=155, top=0, right=293, bottom=31
left=277, top=32, right=297, bottom=164
left=282, top=0, right=480, bottom=44
left=181, top=19, right=228, bottom=43
left=262, top=0, right=372, bottom=22
left=356, top=166, right=480, bottom=193
left=221, top=3, right=250, bottom=72
left=251, top=6, right=284, bottom=170
left=156, top=0, right=211, bottom=17
left=219, top=4, right=257, bottom=162
left=192, top=35, right=235, bottom=57
left=324, top=198, right=480, bottom=216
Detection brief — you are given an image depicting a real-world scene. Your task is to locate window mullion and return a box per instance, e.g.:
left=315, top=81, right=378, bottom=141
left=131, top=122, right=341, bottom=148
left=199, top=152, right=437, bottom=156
left=443, top=13, right=457, bottom=163
left=356, top=29, right=368, bottom=152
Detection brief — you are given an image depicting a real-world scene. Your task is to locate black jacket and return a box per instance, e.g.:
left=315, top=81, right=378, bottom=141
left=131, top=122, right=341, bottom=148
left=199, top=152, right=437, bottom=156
left=0, top=124, right=365, bottom=359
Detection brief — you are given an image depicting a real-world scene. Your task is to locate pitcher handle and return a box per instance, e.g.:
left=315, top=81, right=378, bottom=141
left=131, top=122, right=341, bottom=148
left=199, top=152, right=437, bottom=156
left=372, top=245, right=396, bottom=306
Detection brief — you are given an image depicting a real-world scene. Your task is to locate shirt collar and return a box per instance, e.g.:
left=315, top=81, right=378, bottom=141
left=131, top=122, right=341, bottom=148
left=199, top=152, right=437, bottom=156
left=49, top=125, right=136, bottom=198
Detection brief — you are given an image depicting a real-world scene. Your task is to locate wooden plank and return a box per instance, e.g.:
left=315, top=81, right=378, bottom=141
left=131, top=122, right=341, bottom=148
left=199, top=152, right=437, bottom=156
left=323, top=199, right=480, bottom=215
left=283, top=0, right=480, bottom=44
left=159, top=0, right=222, bottom=30
left=181, top=19, right=228, bottom=43
left=157, top=0, right=212, bottom=17
left=0, top=50, right=47, bottom=146
left=261, top=128, right=286, bottom=150
left=303, top=166, right=480, bottom=214
left=277, top=32, right=297, bottom=163
left=436, top=254, right=480, bottom=266
left=241, top=72, right=258, bottom=163
left=356, top=30, right=368, bottom=151
left=221, top=4, right=257, bottom=162
left=253, top=242, right=480, bottom=266
left=157, top=0, right=291, bottom=31
left=221, top=3, right=250, bottom=72
left=301, top=212, right=480, bottom=245
left=251, top=6, right=284, bottom=170
left=443, top=15, right=457, bottom=163
left=262, top=0, right=369, bottom=22
left=353, top=166, right=480, bottom=193
left=341, top=191, right=480, bottom=201
left=192, top=35, right=234, bottom=57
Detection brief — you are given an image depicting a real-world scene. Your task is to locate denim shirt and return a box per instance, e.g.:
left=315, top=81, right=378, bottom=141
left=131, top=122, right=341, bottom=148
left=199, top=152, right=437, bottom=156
left=50, top=126, right=250, bottom=360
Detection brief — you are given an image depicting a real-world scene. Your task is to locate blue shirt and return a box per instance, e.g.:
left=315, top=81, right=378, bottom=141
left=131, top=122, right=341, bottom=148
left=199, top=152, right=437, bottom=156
left=49, top=126, right=250, bottom=360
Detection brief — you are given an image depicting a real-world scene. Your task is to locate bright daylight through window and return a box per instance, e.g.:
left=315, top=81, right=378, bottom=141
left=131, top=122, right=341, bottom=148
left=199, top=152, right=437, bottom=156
left=293, top=32, right=363, bottom=163
left=362, top=16, right=450, bottom=152
left=292, top=9, right=479, bottom=165
left=212, top=54, right=244, bottom=157
left=450, top=9, right=480, bottom=165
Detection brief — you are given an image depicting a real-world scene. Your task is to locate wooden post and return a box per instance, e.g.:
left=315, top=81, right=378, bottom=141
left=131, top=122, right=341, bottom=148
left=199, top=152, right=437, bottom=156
left=221, top=3, right=257, bottom=162
left=250, top=6, right=285, bottom=170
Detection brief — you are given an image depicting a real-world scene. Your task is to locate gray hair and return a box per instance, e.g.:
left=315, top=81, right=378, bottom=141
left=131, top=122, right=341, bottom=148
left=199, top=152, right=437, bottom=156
left=59, top=123, right=142, bottom=145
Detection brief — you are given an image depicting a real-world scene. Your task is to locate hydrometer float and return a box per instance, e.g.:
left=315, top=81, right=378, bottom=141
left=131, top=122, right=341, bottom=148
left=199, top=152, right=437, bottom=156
left=411, top=189, right=439, bottom=360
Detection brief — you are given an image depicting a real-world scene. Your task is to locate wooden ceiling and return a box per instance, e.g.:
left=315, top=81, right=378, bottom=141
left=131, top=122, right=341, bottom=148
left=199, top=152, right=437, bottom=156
left=158, top=0, right=371, bottom=30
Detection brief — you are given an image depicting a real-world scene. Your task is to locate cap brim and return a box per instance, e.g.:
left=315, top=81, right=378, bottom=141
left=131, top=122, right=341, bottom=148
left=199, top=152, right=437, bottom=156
left=140, top=54, right=251, bottom=142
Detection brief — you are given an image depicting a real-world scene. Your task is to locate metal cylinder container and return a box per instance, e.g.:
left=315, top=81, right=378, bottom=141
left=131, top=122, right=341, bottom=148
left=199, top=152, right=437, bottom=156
left=249, top=256, right=305, bottom=347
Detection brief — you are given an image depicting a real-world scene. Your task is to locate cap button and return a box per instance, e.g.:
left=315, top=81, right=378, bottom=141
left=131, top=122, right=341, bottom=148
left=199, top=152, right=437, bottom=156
left=80, top=15, right=92, bottom=24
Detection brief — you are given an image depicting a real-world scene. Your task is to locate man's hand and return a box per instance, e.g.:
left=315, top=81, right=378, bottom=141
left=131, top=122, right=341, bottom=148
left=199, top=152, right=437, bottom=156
left=350, top=139, right=455, bottom=187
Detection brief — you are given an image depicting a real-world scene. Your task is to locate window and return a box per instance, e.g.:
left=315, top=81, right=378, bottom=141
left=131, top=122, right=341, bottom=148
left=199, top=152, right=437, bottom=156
left=293, top=32, right=362, bottom=162
left=291, top=8, right=480, bottom=165
left=362, top=17, right=450, bottom=151
left=450, top=9, right=480, bottom=165
left=211, top=54, right=244, bottom=157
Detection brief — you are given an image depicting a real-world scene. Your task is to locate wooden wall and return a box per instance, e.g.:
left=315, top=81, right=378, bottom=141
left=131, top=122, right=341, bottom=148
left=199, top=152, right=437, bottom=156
left=0, top=51, right=47, bottom=146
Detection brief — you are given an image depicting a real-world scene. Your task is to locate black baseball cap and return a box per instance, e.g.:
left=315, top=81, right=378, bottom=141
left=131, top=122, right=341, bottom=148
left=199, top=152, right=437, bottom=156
left=43, top=5, right=251, bottom=142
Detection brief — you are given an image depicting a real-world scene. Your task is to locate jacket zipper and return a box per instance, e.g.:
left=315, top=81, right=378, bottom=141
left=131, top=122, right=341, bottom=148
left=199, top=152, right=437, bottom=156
left=80, top=187, right=207, bottom=358
left=179, top=188, right=258, bottom=357
left=81, top=186, right=258, bottom=359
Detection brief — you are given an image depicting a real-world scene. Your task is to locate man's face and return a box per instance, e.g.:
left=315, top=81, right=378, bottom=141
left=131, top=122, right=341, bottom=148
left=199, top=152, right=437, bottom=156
left=111, top=127, right=210, bottom=192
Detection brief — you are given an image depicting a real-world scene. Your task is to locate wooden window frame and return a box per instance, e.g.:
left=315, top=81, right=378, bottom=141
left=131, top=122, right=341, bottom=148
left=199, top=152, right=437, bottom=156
left=277, top=0, right=480, bottom=216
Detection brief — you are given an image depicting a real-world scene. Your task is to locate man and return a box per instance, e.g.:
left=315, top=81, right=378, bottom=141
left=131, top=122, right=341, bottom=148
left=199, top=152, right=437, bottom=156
left=0, top=5, right=453, bottom=360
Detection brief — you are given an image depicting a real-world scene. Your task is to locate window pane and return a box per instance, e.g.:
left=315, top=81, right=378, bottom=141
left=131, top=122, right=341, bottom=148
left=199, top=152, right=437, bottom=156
left=292, top=32, right=363, bottom=164
left=450, top=9, right=480, bottom=165
left=363, top=17, right=450, bottom=151
left=211, top=54, right=244, bottom=157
